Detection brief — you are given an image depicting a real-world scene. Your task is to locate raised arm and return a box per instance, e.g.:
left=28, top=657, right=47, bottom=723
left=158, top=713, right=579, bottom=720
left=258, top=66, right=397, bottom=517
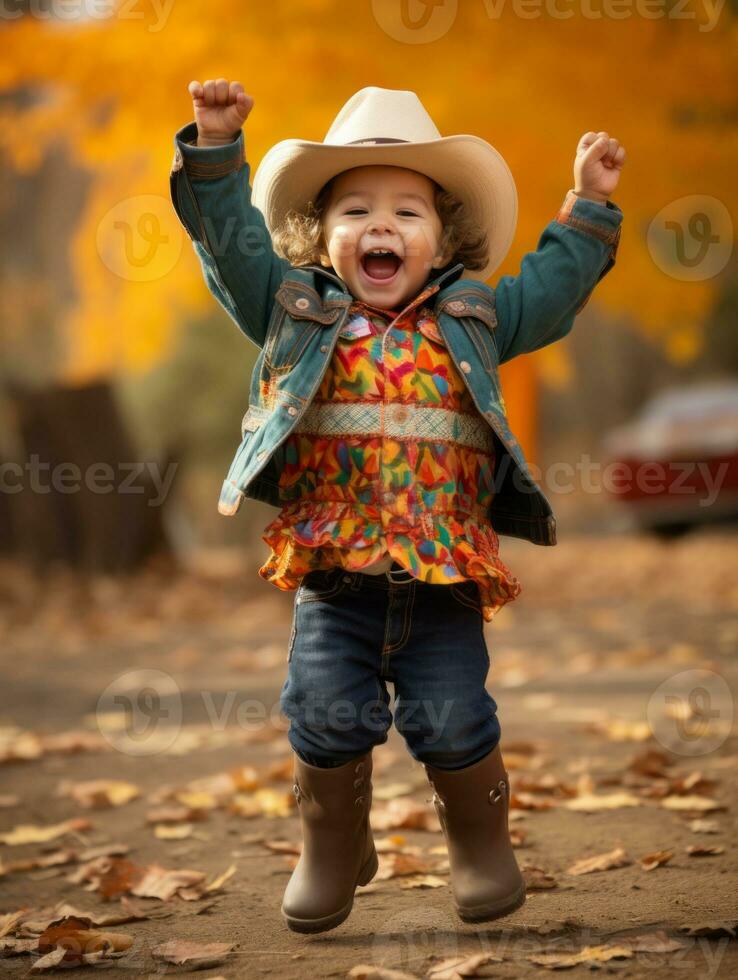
left=169, top=79, right=292, bottom=349
left=493, top=131, right=625, bottom=365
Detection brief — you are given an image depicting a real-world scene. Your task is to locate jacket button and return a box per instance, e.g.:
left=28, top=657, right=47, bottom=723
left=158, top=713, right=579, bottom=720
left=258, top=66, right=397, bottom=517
left=295, top=297, right=310, bottom=310
left=448, top=300, right=466, bottom=313
left=257, top=450, right=267, bottom=460
left=287, top=406, right=297, bottom=416
left=460, top=360, right=471, bottom=373
left=320, top=344, right=328, bottom=353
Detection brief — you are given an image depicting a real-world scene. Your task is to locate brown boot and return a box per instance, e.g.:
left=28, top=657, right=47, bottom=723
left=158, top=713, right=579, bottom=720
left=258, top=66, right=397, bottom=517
left=281, top=749, right=378, bottom=933
left=424, top=744, right=526, bottom=923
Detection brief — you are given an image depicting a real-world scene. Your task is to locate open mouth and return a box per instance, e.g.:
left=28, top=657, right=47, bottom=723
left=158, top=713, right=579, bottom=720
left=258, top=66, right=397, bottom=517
left=360, top=247, right=403, bottom=285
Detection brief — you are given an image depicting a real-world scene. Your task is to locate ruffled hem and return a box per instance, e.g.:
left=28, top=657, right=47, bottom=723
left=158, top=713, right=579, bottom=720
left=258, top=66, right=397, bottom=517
left=258, top=500, right=522, bottom=622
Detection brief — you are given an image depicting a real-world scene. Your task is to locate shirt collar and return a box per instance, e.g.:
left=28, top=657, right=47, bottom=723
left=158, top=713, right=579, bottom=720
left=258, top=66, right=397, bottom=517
left=305, top=261, right=466, bottom=319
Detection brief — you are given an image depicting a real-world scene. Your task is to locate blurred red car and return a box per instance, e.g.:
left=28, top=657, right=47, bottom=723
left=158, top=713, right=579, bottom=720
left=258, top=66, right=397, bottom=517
left=600, top=380, right=738, bottom=537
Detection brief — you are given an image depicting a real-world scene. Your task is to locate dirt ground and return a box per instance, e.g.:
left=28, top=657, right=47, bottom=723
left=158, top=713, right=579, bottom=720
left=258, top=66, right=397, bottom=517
left=0, top=529, right=736, bottom=978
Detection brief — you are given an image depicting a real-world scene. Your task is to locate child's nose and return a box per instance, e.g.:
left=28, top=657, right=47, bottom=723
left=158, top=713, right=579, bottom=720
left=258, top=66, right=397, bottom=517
left=366, top=214, right=395, bottom=235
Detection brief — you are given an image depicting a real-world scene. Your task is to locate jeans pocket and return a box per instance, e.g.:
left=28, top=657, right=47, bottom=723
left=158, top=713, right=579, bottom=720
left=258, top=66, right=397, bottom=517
left=448, top=579, right=483, bottom=614
left=286, top=603, right=298, bottom=662
left=297, top=567, right=350, bottom=604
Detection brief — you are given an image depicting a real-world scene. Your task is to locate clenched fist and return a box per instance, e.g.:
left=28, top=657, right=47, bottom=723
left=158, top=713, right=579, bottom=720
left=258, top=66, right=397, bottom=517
left=188, top=78, right=254, bottom=147
left=573, top=131, right=626, bottom=203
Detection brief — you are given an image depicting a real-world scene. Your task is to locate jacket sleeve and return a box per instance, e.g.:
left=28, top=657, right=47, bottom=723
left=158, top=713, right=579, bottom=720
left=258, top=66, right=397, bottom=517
left=169, top=121, right=292, bottom=349
left=493, top=190, right=623, bottom=365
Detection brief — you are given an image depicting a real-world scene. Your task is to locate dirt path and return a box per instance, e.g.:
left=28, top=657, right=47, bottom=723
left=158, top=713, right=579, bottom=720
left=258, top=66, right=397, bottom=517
left=1, top=530, right=736, bottom=978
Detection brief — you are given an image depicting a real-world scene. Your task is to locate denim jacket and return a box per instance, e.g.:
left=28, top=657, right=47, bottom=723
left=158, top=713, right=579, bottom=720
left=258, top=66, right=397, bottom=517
left=169, top=121, right=623, bottom=547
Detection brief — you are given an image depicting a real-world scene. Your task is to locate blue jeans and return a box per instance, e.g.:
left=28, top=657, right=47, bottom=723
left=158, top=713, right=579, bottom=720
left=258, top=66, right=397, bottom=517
left=279, top=564, right=501, bottom=771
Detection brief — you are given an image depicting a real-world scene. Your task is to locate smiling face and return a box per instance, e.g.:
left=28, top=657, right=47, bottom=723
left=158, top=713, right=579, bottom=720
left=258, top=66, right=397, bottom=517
left=318, top=165, right=451, bottom=310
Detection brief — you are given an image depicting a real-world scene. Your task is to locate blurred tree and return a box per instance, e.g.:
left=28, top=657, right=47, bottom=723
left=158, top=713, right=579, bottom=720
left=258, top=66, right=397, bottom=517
left=1, top=1, right=736, bottom=562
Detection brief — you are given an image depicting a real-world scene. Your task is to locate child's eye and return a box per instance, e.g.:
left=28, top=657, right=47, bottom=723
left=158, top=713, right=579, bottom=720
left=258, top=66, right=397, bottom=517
left=345, top=208, right=367, bottom=215
left=397, top=210, right=419, bottom=217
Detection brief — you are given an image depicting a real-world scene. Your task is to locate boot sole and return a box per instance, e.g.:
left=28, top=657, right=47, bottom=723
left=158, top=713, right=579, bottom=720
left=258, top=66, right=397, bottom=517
left=281, top=849, right=379, bottom=934
left=455, top=882, right=527, bottom=924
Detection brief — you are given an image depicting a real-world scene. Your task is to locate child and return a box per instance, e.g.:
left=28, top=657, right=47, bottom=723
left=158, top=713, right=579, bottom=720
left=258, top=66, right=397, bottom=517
left=170, top=82, right=624, bottom=933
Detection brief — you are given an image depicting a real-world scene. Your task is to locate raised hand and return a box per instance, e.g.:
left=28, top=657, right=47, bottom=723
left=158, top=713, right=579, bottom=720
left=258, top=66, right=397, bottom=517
left=573, top=131, right=625, bottom=203
left=188, top=78, right=254, bottom=145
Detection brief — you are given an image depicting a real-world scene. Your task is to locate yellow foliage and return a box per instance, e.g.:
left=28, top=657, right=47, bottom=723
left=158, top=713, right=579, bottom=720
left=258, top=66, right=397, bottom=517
left=1, top=2, right=736, bottom=382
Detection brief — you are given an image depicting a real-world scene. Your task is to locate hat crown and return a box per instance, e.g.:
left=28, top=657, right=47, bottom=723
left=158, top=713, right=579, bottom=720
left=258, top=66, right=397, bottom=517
left=324, top=86, right=442, bottom=147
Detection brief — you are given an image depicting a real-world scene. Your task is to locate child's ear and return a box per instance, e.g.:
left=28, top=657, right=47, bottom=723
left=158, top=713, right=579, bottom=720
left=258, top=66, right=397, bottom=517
left=431, top=247, right=453, bottom=269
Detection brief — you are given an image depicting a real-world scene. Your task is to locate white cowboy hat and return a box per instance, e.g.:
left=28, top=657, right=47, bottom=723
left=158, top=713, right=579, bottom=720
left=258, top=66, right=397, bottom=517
left=251, top=86, right=517, bottom=282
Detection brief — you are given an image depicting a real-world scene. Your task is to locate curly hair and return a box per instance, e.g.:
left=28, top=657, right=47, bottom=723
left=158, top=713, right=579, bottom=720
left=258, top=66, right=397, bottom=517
left=270, top=174, right=489, bottom=273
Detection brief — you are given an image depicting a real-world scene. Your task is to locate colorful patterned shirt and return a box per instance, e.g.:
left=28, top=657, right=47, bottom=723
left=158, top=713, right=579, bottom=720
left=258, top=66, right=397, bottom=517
left=258, top=280, right=522, bottom=621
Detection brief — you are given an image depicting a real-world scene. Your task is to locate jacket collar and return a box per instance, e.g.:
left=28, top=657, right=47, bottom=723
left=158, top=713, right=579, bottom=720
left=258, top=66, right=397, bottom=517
left=303, top=261, right=467, bottom=297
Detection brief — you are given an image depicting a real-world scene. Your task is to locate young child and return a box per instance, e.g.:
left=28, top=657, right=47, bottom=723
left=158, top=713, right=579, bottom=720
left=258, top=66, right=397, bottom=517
left=170, top=82, right=624, bottom=934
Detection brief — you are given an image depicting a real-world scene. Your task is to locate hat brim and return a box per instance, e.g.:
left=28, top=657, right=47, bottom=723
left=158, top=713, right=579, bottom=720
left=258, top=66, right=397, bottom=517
left=251, top=135, right=517, bottom=282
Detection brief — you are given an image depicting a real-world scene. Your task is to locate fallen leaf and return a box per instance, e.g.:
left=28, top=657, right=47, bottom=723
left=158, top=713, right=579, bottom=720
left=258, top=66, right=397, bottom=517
left=151, top=938, right=235, bottom=969
left=687, top=818, right=720, bottom=833
left=205, top=863, right=237, bottom=892
left=375, top=853, right=437, bottom=880
left=678, top=921, right=736, bottom=938
left=427, top=951, right=504, bottom=977
left=0, top=818, right=93, bottom=846
left=685, top=844, right=725, bottom=857
left=563, top=791, right=641, bottom=812
left=660, top=795, right=725, bottom=812
left=154, top=823, right=194, bottom=840
left=347, top=965, right=419, bottom=979
left=371, top=798, right=440, bottom=832
left=639, top=850, right=674, bottom=871
left=522, top=865, right=558, bottom=890
left=57, top=779, right=140, bottom=809
left=528, top=943, right=633, bottom=969
left=399, top=875, right=447, bottom=889
left=262, top=839, right=301, bottom=855
left=617, top=930, right=686, bottom=952
left=566, top=847, right=631, bottom=875
left=373, top=782, right=415, bottom=800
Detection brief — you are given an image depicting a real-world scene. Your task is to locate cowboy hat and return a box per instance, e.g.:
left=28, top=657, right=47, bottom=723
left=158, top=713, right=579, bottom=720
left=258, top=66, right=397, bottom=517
left=251, top=86, right=517, bottom=282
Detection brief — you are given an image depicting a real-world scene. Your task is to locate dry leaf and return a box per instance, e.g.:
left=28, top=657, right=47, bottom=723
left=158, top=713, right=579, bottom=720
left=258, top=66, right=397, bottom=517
left=371, top=797, right=439, bottom=831
left=563, top=791, right=641, bottom=812
left=617, top=930, right=685, bottom=952
left=58, top=779, right=140, bottom=809
left=685, top=844, right=724, bottom=856
left=660, top=795, right=725, bottom=812
left=399, top=874, right=447, bottom=889
left=529, top=943, right=633, bottom=969
left=373, top=782, right=415, bottom=800
left=678, top=921, right=737, bottom=938
left=205, top=863, right=237, bottom=892
left=347, top=965, right=419, bottom=980
left=522, top=865, right=558, bottom=889
left=0, top=818, right=93, bottom=846
left=375, top=853, right=436, bottom=880
left=427, top=951, right=503, bottom=977
left=151, top=939, right=235, bottom=969
left=262, top=839, right=301, bottom=855
left=566, top=847, right=631, bottom=875
left=153, top=823, right=194, bottom=840
left=639, top=850, right=674, bottom=871
left=687, top=818, right=720, bottom=833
